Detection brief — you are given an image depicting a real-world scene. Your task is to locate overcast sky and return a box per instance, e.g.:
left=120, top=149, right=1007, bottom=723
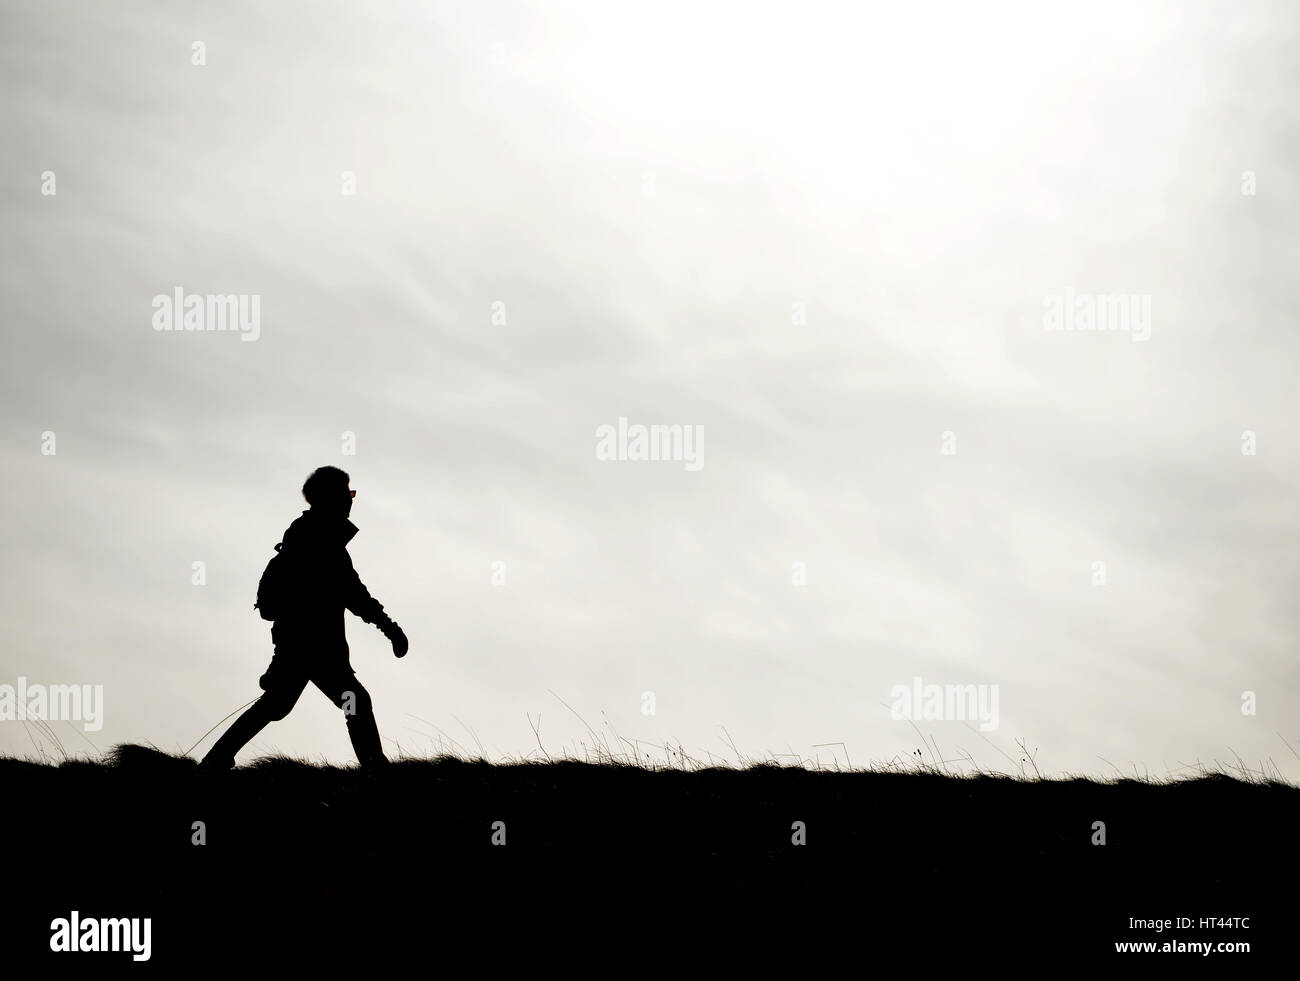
left=2, top=0, right=1297, bottom=780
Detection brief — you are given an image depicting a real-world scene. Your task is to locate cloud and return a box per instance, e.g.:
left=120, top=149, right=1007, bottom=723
left=2, top=0, right=1297, bottom=778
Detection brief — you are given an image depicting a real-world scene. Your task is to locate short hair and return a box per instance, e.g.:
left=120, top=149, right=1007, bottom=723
left=302, top=466, right=351, bottom=506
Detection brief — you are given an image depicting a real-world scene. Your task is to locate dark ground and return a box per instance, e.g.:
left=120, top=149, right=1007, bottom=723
left=2, top=744, right=1293, bottom=971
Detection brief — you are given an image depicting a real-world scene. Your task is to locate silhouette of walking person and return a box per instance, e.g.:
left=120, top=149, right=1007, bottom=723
left=201, top=466, right=407, bottom=771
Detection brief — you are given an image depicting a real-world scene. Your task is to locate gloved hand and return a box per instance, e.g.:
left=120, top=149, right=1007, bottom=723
left=376, top=615, right=408, bottom=658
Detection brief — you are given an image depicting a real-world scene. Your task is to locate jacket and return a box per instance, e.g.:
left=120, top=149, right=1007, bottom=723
left=270, top=508, right=389, bottom=656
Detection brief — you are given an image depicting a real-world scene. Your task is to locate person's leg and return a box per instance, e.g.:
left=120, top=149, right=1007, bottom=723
left=201, top=652, right=309, bottom=769
left=312, top=665, right=387, bottom=769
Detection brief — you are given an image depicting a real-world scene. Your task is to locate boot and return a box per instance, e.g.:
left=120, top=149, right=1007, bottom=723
left=347, top=709, right=388, bottom=770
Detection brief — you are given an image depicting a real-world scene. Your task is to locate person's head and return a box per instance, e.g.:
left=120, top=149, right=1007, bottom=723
left=302, top=466, right=354, bottom=517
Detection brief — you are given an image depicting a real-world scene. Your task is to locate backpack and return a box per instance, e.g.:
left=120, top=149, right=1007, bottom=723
left=254, top=542, right=293, bottom=621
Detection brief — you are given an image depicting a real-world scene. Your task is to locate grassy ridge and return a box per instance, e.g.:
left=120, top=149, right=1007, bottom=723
left=3, top=744, right=1295, bottom=968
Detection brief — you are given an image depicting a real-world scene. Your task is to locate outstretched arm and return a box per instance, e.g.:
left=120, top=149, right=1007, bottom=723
left=341, top=551, right=384, bottom=623
left=343, top=553, right=407, bottom=657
